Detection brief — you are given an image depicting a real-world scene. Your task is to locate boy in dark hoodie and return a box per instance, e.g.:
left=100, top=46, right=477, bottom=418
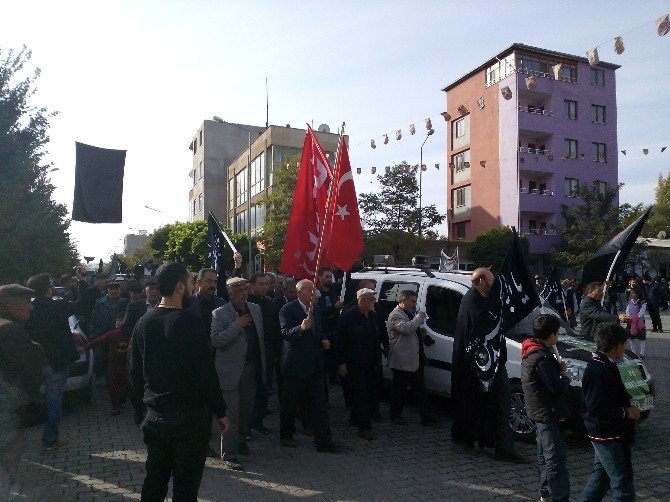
left=521, top=314, right=572, bottom=502
left=579, top=322, right=640, bottom=502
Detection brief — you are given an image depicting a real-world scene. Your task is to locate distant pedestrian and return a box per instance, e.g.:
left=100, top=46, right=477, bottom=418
left=129, top=262, right=228, bottom=501
left=90, top=281, right=128, bottom=380
left=579, top=323, right=640, bottom=502
left=625, top=288, right=647, bottom=359
left=643, top=276, right=663, bottom=332
left=521, top=314, right=572, bottom=502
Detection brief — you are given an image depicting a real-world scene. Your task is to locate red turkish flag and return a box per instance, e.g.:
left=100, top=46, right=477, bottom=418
left=279, top=128, right=333, bottom=279
left=324, top=137, right=363, bottom=271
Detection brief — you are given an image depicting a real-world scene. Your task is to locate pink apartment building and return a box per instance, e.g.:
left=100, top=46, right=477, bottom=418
left=443, top=43, right=619, bottom=256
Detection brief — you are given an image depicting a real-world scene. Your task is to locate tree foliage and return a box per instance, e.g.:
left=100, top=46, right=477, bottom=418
left=466, top=227, right=529, bottom=271
left=0, top=46, right=77, bottom=283
left=551, top=183, right=622, bottom=270
left=361, top=230, right=426, bottom=265
left=626, top=173, right=670, bottom=238
left=358, top=162, right=445, bottom=236
left=259, top=154, right=300, bottom=269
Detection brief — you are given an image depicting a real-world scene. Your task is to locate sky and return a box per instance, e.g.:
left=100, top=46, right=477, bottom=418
left=2, top=0, right=669, bottom=262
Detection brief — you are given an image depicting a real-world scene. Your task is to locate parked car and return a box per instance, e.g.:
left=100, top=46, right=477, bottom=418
left=341, top=267, right=654, bottom=441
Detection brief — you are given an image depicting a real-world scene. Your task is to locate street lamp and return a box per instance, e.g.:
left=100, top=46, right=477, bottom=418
left=213, top=116, right=253, bottom=277
left=418, top=129, right=435, bottom=238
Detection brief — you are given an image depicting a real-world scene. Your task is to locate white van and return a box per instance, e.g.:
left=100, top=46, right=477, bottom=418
left=341, top=267, right=654, bottom=441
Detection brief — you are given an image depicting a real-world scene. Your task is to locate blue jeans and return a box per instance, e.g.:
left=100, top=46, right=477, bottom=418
left=536, top=422, right=570, bottom=502
left=42, top=366, right=68, bottom=446
left=579, top=440, right=635, bottom=502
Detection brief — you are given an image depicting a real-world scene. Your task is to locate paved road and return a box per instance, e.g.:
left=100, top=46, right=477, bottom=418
left=5, top=330, right=670, bottom=501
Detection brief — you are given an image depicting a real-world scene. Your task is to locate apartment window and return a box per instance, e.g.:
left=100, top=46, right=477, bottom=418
left=529, top=220, right=538, bottom=233
left=455, top=187, right=466, bottom=207
left=592, top=105, right=606, bottom=124
left=250, top=204, right=265, bottom=235
left=199, top=129, right=203, bottom=145
left=564, top=100, right=577, bottom=119
left=193, top=139, right=197, bottom=154
left=564, top=139, right=578, bottom=159
left=592, top=142, right=607, bottom=162
left=199, top=161, right=203, bottom=179
left=452, top=150, right=470, bottom=172
left=517, top=55, right=549, bottom=75
left=565, top=177, right=579, bottom=197
left=250, top=153, right=266, bottom=197
left=235, top=169, right=247, bottom=206
left=198, top=193, right=203, bottom=213
left=590, top=68, right=605, bottom=86
left=594, top=180, right=608, bottom=196
left=192, top=199, right=196, bottom=218
left=560, top=64, right=578, bottom=82
left=454, top=117, right=467, bottom=139
left=228, top=177, right=235, bottom=210
left=454, top=221, right=466, bottom=239
left=540, top=222, right=548, bottom=233
left=192, top=170, right=196, bottom=186
left=235, top=210, right=247, bottom=233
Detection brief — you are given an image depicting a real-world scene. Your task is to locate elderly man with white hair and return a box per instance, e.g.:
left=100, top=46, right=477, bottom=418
left=278, top=279, right=337, bottom=452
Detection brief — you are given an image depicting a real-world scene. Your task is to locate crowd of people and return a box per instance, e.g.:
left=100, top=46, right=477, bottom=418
left=0, top=262, right=659, bottom=501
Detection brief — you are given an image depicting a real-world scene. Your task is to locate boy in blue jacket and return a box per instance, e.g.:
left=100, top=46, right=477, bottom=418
left=521, top=314, right=572, bottom=502
left=580, top=322, right=640, bottom=502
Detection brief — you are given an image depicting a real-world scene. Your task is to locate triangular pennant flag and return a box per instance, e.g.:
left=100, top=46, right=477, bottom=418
left=370, top=139, right=376, bottom=149
left=657, top=14, right=669, bottom=36
left=356, top=167, right=362, bottom=174
left=586, top=47, right=600, bottom=66
left=404, top=164, right=410, bottom=173
left=580, top=153, right=585, bottom=159
left=409, top=124, right=416, bottom=135
left=661, top=147, right=667, bottom=153
left=425, top=118, right=433, bottom=130
left=552, top=63, right=562, bottom=80
left=525, top=75, right=536, bottom=90
left=396, top=130, right=402, bottom=140
left=371, top=166, right=376, bottom=174
left=621, top=150, right=626, bottom=155
left=385, top=166, right=390, bottom=174
left=643, top=149, right=649, bottom=155
left=463, top=162, right=470, bottom=168
left=614, top=36, right=625, bottom=54
left=435, top=163, right=440, bottom=170
left=421, top=164, right=427, bottom=171
left=383, top=134, right=389, bottom=145
left=501, top=86, right=512, bottom=100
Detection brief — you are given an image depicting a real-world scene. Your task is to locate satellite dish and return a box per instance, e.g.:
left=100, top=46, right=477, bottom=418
left=84, top=256, right=95, bottom=263
left=317, top=124, right=330, bottom=133
left=658, top=231, right=667, bottom=239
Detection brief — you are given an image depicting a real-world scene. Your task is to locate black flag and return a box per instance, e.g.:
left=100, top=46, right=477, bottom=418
left=72, top=142, right=126, bottom=223
left=467, top=228, right=541, bottom=391
left=541, top=266, right=566, bottom=318
left=579, top=207, right=652, bottom=288
left=207, top=211, right=235, bottom=300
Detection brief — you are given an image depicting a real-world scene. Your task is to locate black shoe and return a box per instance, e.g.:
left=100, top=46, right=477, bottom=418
left=281, top=437, right=299, bottom=448
left=390, top=417, right=407, bottom=426
left=251, top=424, right=270, bottom=435
left=238, top=442, right=250, bottom=456
left=316, top=442, right=339, bottom=453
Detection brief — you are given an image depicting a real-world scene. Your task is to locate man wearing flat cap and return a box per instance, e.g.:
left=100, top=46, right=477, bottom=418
left=334, top=288, right=384, bottom=440
left=211, top=277, right=265, bottom=471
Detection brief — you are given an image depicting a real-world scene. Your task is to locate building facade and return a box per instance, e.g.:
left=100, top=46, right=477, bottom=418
left=124, top=233, right=148, bottom=255
left=443, top=43, right=619, bottom=255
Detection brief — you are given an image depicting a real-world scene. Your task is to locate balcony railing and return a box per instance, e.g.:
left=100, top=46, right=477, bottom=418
left=519, top=188, right=554, bottom=196
left=520, top=228, right=557, bottom=236
left=519, top=147, right=553, bottom=155
left=519, top=105, right=554, bottom=116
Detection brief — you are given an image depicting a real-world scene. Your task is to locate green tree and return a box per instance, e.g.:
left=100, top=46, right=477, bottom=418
left=552, top=183, right=622, bottom=270
left=636, top=173, right=670, bottom=238
left=259, top=154, right=300, bottom=268
left=358, top=162, right=445, bottom=236
left=0, top=46, right=78, bottom=283
left=361, top=230, right=425, bottom=265
left=466, top=227, right=529, bottom=271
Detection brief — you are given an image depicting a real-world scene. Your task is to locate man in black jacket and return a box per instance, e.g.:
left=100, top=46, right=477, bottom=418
left=334, top=288, right=383, bottom=440
left=521, top=314, right=572, bottom=502
left=129, top=262, right=228, bottom=501
left=278, top=279, right=336, bottom=452
left=579, top=282, right=627, bottom=341
left=580, top=322, right=640, bottom=502
left=24, top=273, right=79, bottom=450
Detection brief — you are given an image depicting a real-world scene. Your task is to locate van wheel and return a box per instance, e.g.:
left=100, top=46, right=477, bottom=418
left=509, top=383, right=535, bottom=443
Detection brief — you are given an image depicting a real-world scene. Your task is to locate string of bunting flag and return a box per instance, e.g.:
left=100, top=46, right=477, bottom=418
left=342, top=12, right=669, bottom=176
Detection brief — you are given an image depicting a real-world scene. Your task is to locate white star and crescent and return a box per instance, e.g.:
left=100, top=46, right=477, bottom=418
left=335, top=204, right=350, bottom=220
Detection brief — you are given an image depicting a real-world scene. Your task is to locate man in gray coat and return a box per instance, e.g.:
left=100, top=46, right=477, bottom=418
left=387, top=289, right=438, bottom=426
left=579, top=282, right=626, bottom=341
left=211, top=277, right=266, bottom=471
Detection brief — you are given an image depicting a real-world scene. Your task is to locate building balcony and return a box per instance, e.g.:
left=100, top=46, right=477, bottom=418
left=520, top=228, right=557, bottom=236
left=520, top=227, right=562, bottom=254
left=518, top=149, right=556, bottom=174
left=520, top=187, right=554, bottom=196
left=520, top=190, right=558, bottom=213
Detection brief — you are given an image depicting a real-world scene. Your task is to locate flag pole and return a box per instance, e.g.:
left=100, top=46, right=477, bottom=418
left=600, top=249, right=622, bottom=308
left=308, top=123, right=345, bottom=312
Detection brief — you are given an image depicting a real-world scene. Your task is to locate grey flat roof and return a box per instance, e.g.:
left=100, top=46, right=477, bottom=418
left=442, top=43, right=621, bottom=92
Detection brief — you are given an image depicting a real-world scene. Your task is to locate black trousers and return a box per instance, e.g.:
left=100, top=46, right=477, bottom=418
left=349, top=365, right=381, bottom=431
left=280, top=372, right=332, bottom=446
left=141, top=412, right=209, bottom=502
left=389, top=365, right=432, bottom=419
left=648, top=303, right=662, bottom=331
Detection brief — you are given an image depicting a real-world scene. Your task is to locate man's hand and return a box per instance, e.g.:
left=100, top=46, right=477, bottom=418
left=321, top=340, right=331, bottom=350
left=417, top=311, right=427, bottom=321
left=217, top=416, right=230, bottom=434
left=300, top=316, right=313, bottom=331
left=626, top=406, right=641, bottom=420
left=338, top=363, right=347, bottom=377
left=334, top=300, right=343, bottom=310
left=618, top=314, right=629, bottom=323
left=235, top=313, right=253, bottom=328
